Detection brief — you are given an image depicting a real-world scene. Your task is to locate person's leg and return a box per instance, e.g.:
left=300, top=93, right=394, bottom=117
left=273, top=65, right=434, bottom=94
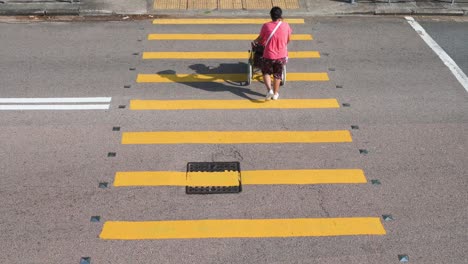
left=272, top=78, right=281, bottom=94
left=261, top=58, right=273, bottom=91
left=272, top=59, right=285, bottom=99
left=261, top=58, right=274, bottom=100
left=263, top=73, right=272, bottom=91
left=263, top=73, right=274, bottom=100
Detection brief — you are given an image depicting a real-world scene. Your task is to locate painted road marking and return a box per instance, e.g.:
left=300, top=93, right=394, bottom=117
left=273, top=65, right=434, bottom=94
left=142, top=51, right=320, bottom=59
left=136, top=73, right=329, bottom=83
left=0, top=97, right=112, bottom=103
left=148, top=34, right=313, bottom=41
left=129, top=99, right=339, bottom=110
left=406, top=17, right=468, bottom=92
left=153, top=18, right=305, bottom=24
left=0, top=97, right=111, bottom=110
left=114, top=169, right=366, bottom=186
left=187, top=171, right=240, bottom=187
left=0, top=105, right=110, bottom=110
left=243, top=169, right=366, bottom=184
left=121, top=130, right=352, bottom=144
left=99, top=217, right=386, bottom=239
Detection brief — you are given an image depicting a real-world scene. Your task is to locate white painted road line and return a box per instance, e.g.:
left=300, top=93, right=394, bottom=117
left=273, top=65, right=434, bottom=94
left=0, top=97, right=112, bottom=110
left=406, top=17, right=468, bottom=93
left=0, top=104, right=110, bottom=110
left=0, top=97, right=112, bottom=103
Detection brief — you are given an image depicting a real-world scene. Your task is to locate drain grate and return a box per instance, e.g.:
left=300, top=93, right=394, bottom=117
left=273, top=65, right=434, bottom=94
left=186, top=162, right=241, bottom=194
left=186, top=186, right=240, bottom=194
left=187, top=162, right=240, bottom=172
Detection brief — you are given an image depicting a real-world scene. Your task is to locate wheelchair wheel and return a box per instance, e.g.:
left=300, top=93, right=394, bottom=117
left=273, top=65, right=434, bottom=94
left=280, top=65, right=286, bottom=86
left=247, top=63, right=253, bottom=86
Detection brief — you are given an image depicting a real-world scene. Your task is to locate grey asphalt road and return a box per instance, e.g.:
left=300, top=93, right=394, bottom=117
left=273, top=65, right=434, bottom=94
left=0, top=16, right=467, bottom=264
left=419, top=17, right=468, bottom=75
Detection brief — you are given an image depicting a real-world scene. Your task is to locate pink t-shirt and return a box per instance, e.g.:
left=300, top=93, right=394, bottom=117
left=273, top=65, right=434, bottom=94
left=259, top=20, right=292, bottom=59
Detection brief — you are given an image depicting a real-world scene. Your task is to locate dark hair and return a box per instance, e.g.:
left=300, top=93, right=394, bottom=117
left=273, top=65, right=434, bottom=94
left=270, top=6, right=282, bottom=21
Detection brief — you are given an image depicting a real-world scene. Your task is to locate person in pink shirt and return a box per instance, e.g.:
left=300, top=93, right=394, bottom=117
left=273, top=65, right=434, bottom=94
left=254, top=6, right=292, bottom=100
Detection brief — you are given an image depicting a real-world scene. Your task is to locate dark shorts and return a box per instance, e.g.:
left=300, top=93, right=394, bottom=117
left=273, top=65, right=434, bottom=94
left=261, top=57, right=287, bottom=79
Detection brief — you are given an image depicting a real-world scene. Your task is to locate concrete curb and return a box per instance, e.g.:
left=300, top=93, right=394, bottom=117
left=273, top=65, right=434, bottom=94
left=79, top=9, right=114, bottom=16
left=374, top=7, right=465, bottom=15
left=0, top=3, right=79, bottom=15
left=413, top=8, right=465, bottom=15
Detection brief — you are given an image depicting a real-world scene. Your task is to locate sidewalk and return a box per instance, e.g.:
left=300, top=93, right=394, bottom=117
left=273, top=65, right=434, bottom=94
left=0, top=0, right=467, bottom=16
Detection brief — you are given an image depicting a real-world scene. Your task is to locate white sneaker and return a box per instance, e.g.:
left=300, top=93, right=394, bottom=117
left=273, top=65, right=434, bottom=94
left=272, top=93, right=279, bottom=100
left=265, top=89, right=274, bottom=100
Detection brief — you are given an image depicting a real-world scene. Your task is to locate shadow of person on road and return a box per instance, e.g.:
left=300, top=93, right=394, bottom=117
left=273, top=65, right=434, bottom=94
left=156, top=62, right=265, bottom=101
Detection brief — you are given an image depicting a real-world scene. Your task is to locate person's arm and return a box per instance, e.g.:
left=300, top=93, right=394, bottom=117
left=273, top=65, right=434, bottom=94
left=254, top=35, right=262, bottom=44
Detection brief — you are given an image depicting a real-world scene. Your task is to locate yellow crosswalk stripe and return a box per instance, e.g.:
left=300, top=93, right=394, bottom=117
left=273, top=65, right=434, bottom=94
left=187, top=171, right=240, bottom=187
left=142, top=51, right=320, bottom=59
left=99, top=217, right=386, bottom=239
left=148, top=34, right=313, bottom=40
left=153, top=18, right=306, bottom=24
left=114, top=169, right=366, bottom=187
left=136, top=73, right=329, bottom=83
left=243, top=169, right=366, bottom=184
left=121, top=130, right=352, bottom=144
left=115, top=171, right=185, bottom=186
left=129, top=99, right=339, bottom=110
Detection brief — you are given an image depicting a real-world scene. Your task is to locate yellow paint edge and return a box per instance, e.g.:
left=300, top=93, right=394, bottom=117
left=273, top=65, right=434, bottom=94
left=114, top=169, right=366, bottom=187
left=121, top=130, right=352, bottom=144
left=142, top=51, right=320, bottom=59
left=100, top=217, right=386, bottom=239
left=147, top=34, right=313, bottom=41
left=129, top=99, right=339, bottom=110
left=136, top=73, right=329, bottom=83
left=153, top=18, right=305, bottom=24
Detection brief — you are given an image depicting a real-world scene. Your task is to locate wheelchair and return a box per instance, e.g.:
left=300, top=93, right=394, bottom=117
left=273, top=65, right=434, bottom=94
left=247, top=42, right=286, bottom=86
